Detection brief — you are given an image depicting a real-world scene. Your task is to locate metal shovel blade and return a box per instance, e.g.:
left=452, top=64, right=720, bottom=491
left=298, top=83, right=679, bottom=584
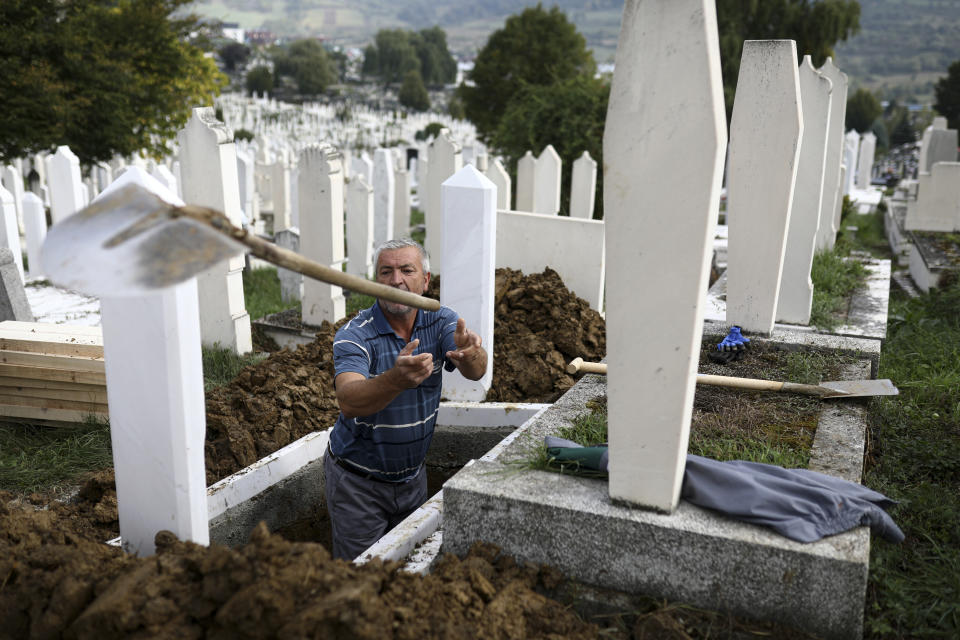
left=818, top=378, right=899, bottom=398
left=41, top=184, right=245, bottom=297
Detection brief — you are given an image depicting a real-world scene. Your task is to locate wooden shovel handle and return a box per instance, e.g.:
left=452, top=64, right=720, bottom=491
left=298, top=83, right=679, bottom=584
left=182, top=205, right=441, bottom=312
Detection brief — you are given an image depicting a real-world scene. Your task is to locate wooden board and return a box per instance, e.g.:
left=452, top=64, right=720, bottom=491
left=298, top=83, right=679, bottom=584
left=0, top=384, right=108, bottom=404
left=0, top=375, right=106, bottom=393
left=0, top=393, right=108, bottom=414
left=0, top=363, right=107, bottom=385
left=0, top=351, right=105, bottom=373
left=0, top=404, right=108, bottom=423
left=0, top=337, right=103, bottom=358
left=0, top=321, right=103, bottom=337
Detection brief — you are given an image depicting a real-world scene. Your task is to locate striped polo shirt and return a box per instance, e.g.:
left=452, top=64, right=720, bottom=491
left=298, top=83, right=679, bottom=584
left=329, top=302, right=459, bottom=482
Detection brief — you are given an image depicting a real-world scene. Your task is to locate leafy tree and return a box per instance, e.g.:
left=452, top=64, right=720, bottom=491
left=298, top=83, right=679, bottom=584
left=363, top=27, right=456, bottom=87
left=846, top=88, right=882, bottom=132
left=398, top=70, right=430, bottom=111
left=372, top=29, right=421, bottom=85
left=459, top=4, right=595, bottom=142
left=246, top=66, right=273, bottom=96
left=0, top=0, right=226, bottom=164
left=889, top=114, right=917, bottom=146
left=273, top=39, right=336, bottom=96
left=415, top=122, right=446, bottom=142
left=413, top=26, right=457, bottom=86
left=871, top=118, right=889, bottom=153
left=934, top=60, right=960, bottom=131
left=716, top=0, right=860, bottom=119
left=219, top=41, right=251, bottom=72
left=493, top=75, right=609, bottom=217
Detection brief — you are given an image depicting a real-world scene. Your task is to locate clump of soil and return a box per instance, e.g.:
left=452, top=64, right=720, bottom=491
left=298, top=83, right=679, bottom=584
left=0, top=502, right=602, bottom=639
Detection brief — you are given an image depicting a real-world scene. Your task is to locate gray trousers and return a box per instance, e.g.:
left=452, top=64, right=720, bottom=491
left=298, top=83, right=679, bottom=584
left=323, top=450, right=427, bottom=561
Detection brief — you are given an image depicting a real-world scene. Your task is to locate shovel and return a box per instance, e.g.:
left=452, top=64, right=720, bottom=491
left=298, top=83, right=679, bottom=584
left=566, top=357, right=899, bottom=399
left=40, top=183, right=441, bottom=311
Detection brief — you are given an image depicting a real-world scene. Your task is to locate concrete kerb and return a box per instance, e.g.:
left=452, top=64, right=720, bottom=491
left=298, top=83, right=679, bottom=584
left=442, top=336, right=880, bottom=640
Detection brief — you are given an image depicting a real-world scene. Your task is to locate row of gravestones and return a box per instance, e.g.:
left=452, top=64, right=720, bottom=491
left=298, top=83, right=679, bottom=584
left=901, top=117, right=960, bottom=232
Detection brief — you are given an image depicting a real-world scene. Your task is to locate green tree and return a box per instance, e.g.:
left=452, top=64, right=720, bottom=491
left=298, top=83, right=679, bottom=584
left=398, top=70, right=430, bottom=111
left=414, top=26, right=457, bottom=86
left=493, top=75, right=609, bottom=217
left=846, top=88, right=882, bottom=132
left=0, top=0, right=226, bottom=164
left=716, top=0, right=860, bottom=119
left=246, top=66, right=273, bottom=97
left=371, top=29, right=420, bottom=85
left=934, top=60, right=960, bottom=131
left=274, top=39, right=336, bottom=96
left=219, top=41, right=251, bottom=72
left=459, top=4, right=596, bottom=142
left=363, top=27, right=456, bottom=87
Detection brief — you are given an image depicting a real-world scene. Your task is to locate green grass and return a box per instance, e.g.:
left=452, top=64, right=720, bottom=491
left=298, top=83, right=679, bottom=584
left=810, top=248, right=868, bottom=330
left=409, top=207, right=425, bottom=246
left=243, top=266, right=299, bottom=320
left=201, top=344, right=267, bottom=391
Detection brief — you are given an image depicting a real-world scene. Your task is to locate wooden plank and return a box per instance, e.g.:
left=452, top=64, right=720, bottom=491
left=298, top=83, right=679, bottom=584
left=0, top=385, right=108, bottom=404
left=0, top=375, right=106, bottom=393
left=0, top=321, right=103, bottom=337
left=0, top=404, right=107, bottom=424
left=0, top=351, right=105, bottom=373
left=0, top=337, right=103, bottom=358
left=0, top=393, right=108, bottom=413
left=0, top=363, right=107, bottom=385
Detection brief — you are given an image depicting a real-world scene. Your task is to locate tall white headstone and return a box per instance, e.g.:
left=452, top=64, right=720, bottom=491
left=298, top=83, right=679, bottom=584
left=22, top=193, right=46, bottom=279
left=604, top=0, right=727, bottom=511
left=271, top=151, right=293, bottom=231
left=236, top=148, right=258, bottom=231
left=176, top=107, right=252, bottom=354
left=394, top=168, right=411, bottom=238
left=905, top=162, right=960, bottom=231
left=0, top=187, right=24, bottom=282
left=856, top=131, right=877, bottom=190
left=570, top=151, right=598, bottom=219
left=373, top=148, right=396, bottom=247
left=1, top=165, right=25, bottom=234
left=842, top=130, right=860, bottom=196
left=47, top=146, right=86, bottom=225
left=300, top=145, right=347, bottom=324
left=921, top=128, right=959, bottom=173
left=725, top=40, right=803, bottom=336
left=440, top=166, right=496, bottom=401
left=346, top=176, right=375, bottom=279
left=533, top=144, right=562, bottom=215
left=815, top=58, right=848, bottom=252
left=485, top=158, right=512, bottom=211
left=515, top=151, right=535, bottom=212
left=777, top=56, right=832, bottom=325
left=425, top=131, right=461, bottom=274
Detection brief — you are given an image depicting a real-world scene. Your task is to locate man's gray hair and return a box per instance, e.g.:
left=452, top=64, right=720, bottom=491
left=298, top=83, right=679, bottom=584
left=373, top=238, right=430, bottom=273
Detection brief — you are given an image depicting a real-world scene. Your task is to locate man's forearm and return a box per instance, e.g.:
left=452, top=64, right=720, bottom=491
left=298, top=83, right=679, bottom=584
left=336, top=372, right=406, bottom=418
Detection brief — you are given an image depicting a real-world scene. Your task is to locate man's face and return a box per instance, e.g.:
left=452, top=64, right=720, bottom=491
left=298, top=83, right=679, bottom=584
left=376, top=247, right=430, bottom=316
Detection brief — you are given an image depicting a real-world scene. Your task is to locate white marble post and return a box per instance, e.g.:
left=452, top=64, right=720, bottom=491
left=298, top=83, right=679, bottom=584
left=905, top=162, right=960, bottom=231
left=604, top=0, right=727, bottom=511
left=2, top=165, right=25, bottom=234
left=236, top=148, right=259, bottom=232
left=394, top=168, right=411, bottom=238
left=725, top=40, right=803, bottom=336
left=570, top=151, right=598, bottom=219
left=346, top=176, right=375, bottom=279
left=274, top=228, right=302, bottom=304
left=352, top=152, right=373, bottom=184
left=918, top=117, right=947, bottom=172
left=815, top=58, right=847, bottom=252
left=777, top=56, right=832, bottom=325
left=485, top=158, right=512, bottom=211
left=921, top=129, right=959, bottom=173
left=515, top=151, right=535, bottom=212
left=300, top=145, right=346, bottom=324
left=176, top=107, right=252, bottom=354
left=47, top=146, right=86, bottom=225
left=0, top=187, right=24, bottom=282
left=842, top=130, right=860, bottom=197
left=271, top=151, right=293, bottom=231
left=440, top=165, right=496, bottom=401
left=425, top=131, right=461, bottom=274
left=22, top=193, right=46, bottom=279
left=856, top=132, right=876, bottom=190
left=533, top=145, right=562, bottom=215
left=94, top=170, right=208, bottom=557
left=373, top=148, right=396, bottom=247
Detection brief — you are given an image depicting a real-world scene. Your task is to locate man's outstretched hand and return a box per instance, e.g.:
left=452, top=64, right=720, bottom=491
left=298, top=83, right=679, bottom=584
left=395, top=338, right=433, bottom=388
left=446, top=318, right=486, bottom=379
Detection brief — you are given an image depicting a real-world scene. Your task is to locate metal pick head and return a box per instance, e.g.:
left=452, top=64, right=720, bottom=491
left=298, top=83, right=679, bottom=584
left=41, top=183, right=247, bottom=297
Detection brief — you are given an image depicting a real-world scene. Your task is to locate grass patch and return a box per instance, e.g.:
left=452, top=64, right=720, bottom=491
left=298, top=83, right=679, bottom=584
left=202, top=344, right=267, bottom=391
left=810, top=247, right=868, bottom=330
left=863, top=282, right=960, bottom=637
left=409, top=207, right=425, bottom=245
left=243, top=266, right=299, bottom=320
left=838, top=203, right=892, bottom=259
left=346, top=292, right=376, bottom=316
left=0, top=416, right=112, bottom=496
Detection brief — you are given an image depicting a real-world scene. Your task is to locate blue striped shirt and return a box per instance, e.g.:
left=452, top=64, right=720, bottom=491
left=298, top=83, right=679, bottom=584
left=329, top=302, right=459, bottom=482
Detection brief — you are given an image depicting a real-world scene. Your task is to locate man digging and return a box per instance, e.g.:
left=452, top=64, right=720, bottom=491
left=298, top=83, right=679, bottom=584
left=325, top=238, right=487, bottom=560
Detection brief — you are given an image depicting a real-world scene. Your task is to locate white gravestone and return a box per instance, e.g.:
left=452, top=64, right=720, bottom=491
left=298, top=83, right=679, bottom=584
left=485, top=158, right=512, bottom=211
left=921, top=128, right=959, bottom=173
left=22, top=192, right=46, bottom=279
left=725, top=40, right=803, bottom=336
left=92, top=169, right=208, bottom=557
left=425, top=131, right=461, bottom=274
left=842, top=129, right=860, bottom=196
left=440, top=165, right=496, bottom=401
left=274, top=228, right=302, bottom=304
left=352, top=152, right=373, bottom=184
left=917, top=117, right=947, bottom=173
left=300, top=145, right=346, bottom=325
left=0, top=187, right=24, bottom=282
left=236, top=149, right=260, bottom=232
left=604, top=0, right=727, bottom=511
left=47, top=146, right=86, bottom=224
left=856, top=131, right=877, bottom=190
left=150, top=164, right=178, bottom=197
left=176, top=107, right=253, bottom=354
left=2, top=165, right=25, bottom=234
left=570, top=151, right=598, bottom=219
left=373, top=148, right=396, bottom=247
left=394, top=168, right=411, bottom=239
left=346, top=176, right=375, bottom=279
left=515, top=151, right=535, bottom=212
left=533, top=144, right=562, bottom=215
left=815, top=58, right=848, bottom=252
left=776, top=57, right=832, bottom=325
left=905, top=162, right=960, bottom=232
left=271, top=152, right=293, bottom=231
